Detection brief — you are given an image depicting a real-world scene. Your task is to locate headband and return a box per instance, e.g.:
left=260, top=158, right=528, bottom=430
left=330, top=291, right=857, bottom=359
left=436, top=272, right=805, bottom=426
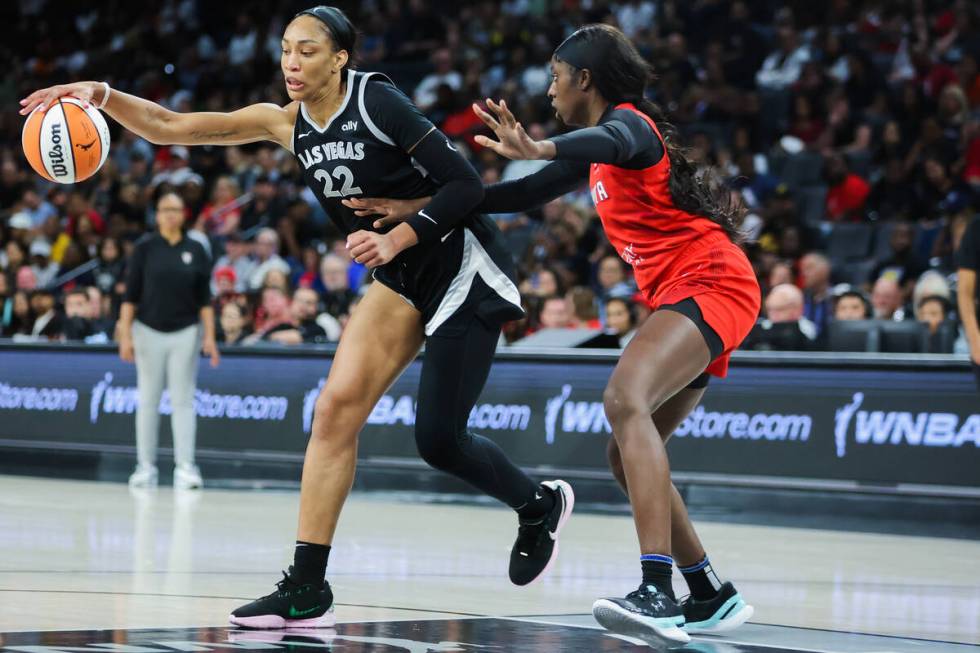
left=553, top=28, right=611, bottom=72
left=295, top=6, right=351, bottom=48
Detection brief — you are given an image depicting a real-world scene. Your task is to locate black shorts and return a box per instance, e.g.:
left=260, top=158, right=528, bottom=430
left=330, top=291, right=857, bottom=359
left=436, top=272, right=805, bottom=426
left=373, top=214, right=525, bottom=338
left=658, top=297, right=725, bottom=390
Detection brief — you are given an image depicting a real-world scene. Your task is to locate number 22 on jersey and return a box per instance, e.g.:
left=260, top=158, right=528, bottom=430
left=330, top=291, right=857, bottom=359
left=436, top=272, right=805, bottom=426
left=313, top=166, right=362, bottom=199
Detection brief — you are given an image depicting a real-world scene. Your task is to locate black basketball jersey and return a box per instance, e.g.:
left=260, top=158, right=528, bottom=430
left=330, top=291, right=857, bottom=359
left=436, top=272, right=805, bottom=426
left=291, top=70, right=439, bottom=237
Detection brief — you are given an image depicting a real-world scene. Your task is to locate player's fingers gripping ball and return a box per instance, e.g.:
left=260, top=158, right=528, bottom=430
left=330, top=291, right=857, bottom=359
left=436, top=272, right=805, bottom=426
left=22, top=97, right=111, bottom=184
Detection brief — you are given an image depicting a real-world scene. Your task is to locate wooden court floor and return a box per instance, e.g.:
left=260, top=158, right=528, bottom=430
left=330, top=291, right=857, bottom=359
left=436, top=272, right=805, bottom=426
left=0, top=476, right=977, bottom=652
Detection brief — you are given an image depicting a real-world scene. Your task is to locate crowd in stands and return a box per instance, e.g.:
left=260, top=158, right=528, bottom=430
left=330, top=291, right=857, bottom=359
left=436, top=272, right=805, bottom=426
left=1, top=0, right=978, bottom=355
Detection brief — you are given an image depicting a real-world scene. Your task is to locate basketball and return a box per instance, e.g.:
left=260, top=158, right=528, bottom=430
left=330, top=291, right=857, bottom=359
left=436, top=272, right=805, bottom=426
left=21, top=96, right=110, bottom=184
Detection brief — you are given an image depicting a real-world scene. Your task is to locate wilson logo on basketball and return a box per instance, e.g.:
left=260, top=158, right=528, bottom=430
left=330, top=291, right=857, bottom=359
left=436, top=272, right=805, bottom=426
left=47, top=122, right=68, bottom=178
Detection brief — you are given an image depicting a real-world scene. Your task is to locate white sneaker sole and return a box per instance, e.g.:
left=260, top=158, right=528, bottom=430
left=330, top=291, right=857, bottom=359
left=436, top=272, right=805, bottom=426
left=593, top=598, right=691, bottom=645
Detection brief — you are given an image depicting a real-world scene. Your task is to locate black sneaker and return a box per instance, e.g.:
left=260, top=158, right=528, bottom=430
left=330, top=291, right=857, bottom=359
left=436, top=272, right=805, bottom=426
left=682, top=581, right=754, bottom=633
left=592, top=584, right=690, bottom=645
left=509, top=480, right=574, bottom=586
left=229, top=569, right=335, bottom=629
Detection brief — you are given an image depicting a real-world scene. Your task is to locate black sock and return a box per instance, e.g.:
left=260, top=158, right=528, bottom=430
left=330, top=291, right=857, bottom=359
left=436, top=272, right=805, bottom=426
left=678, top=555, right=723, bottom=600
left=291, top=541, right=330, bottom=588
left=516, top=484, right=555, bottom=519
left=641, top=554, right=675, bottom=600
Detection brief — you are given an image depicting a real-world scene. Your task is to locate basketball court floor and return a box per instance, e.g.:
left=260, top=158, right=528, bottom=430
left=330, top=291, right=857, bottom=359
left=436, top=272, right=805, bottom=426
left=1, top=475, right=977, bottom=652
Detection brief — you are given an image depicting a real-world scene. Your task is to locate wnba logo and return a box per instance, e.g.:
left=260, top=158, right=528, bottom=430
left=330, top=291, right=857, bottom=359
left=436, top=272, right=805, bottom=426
left=47, top=122, right=68, bottom=178
left=833, top=392, right=980, bottom=457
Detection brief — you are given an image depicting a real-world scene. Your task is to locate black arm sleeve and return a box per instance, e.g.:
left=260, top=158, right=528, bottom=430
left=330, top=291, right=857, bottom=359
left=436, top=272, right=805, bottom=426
left=366, top=80, right=483, bottom=244
left=477, top=160, right=589, bottom=214
left=550, top=109, right=664, bottom=167
left=122, top=239, right=146, bottom=304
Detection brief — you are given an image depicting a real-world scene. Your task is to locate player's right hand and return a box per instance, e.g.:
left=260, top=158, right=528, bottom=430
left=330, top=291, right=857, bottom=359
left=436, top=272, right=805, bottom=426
left=119, top=337, right=135, bottom=363
left=342, top=196, right=431, bottom=228
left=19, top=82, right=98, bottom=115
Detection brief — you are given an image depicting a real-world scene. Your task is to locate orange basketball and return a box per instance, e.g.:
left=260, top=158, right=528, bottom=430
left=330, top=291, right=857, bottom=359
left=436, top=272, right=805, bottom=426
left=21, top=96, right=111, bottom=184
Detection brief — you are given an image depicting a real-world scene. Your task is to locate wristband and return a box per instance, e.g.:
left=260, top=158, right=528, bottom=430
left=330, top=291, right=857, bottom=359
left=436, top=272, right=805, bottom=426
left=96, top=82, right=111, bottom=109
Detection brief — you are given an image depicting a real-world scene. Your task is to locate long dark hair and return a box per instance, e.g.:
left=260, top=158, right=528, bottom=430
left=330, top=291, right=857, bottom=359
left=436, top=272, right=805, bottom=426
left=557, top=24, right=744, bottom=242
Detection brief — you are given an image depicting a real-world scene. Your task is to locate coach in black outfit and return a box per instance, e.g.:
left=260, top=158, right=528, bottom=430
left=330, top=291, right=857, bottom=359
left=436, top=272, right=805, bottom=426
left=956, top=211, right=980, bottom=391
left=118, top=191, right=219, bottom=489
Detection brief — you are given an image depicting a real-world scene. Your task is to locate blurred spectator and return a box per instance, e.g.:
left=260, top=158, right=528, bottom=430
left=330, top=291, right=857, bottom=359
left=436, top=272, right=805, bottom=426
left=19, top=189, right=56, bottom=227
left=213, top=232, right=257, bottom=294
left=867, top=158, right=917, bottom=221
left=263, top=287, right=330, bottom=345
left=250, top=285, right=293, bottom=336
left=212, top=266, right=239, bottom=306
left=912, top=270, right=952, bottom=309
left=604, top=297, right=638, bottom=347
left=567, top=287, right=601, bottom=329
left=4, top=290, right=32, bottom=337
left=824, top=154, right=870, bottom=222
left=538, top=296, right=573, bottom=330
left=248, top=228, right=290, bottom=290
left=414, top=49, right=462, bottom=112
left=800, top=253, right=832, bottom=336
left=240, top=175, right=286, bottom=233
left=595, top=255, right=634, bottom=302
left=197, top=176, right=242, bottom=236
left=28, top=240, right=58, bottom=288
left=93, top=237, right=125, bottom=296
left=28, top=288, right=61, bottom=340
left=218, top=301, right=251, bottom=345
left=62, top=288, right=97, bottom=341
left=915, top=295, right=954, bottom=353
left=872, top=222, right=927, bottom=289
left=834, top=289, right=872, bottom=321
left=755, top=21, right=810, bottom=91
left=871, top=277, right=905, bottom=321
left=742, top=284, right=818, bottom=351
left=16, top=266, right=37, bottom=292
left=316, top=253, right=358, bottom=318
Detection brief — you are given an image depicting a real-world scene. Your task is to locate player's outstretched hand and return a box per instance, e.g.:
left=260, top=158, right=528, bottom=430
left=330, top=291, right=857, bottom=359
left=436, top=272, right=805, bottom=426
left=472, top=99, right=549, bottom=161
left=20, top=82, right=100, bottom=115
left=342, top=196, right=431, bottom=228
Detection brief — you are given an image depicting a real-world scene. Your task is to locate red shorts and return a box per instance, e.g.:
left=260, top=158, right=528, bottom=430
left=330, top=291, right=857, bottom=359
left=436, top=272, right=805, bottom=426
left=638, top=231, right=761, bottom=378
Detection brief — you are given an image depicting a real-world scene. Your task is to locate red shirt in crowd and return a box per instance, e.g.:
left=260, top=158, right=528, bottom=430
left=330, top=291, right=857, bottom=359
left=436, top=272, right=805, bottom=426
left=826, top=173, right=870, bottom=221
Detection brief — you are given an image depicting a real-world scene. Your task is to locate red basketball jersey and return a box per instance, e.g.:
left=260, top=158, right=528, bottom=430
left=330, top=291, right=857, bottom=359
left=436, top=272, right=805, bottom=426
left=588, top=103, right=724, bottom=292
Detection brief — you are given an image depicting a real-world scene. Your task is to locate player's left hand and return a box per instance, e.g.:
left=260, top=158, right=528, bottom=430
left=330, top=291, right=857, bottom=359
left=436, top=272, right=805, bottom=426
left=472, top=99, right=549, bottom=160
left=201, top=336, right=220, bottom=368
left=347, top=230, right=398, bottom=268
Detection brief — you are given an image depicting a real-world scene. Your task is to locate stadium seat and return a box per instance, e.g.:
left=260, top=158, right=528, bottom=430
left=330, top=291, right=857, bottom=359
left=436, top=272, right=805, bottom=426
left=833, top=259, right=877, bottom=286
left=871, top=221, right=897, bottom=262
left=795, top=185, right=828, bottom=225
left=827, top=222, right=874, bottom=262
left=780, top=152, right=825, bottom=190
left=827, top=320, right=878, bottom=352
left=878, top=320, right=929, bottom=353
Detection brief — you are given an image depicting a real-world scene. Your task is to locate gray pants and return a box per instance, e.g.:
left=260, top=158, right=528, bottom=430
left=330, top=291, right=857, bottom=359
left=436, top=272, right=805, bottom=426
left=132, top=320, right=201, bottom=468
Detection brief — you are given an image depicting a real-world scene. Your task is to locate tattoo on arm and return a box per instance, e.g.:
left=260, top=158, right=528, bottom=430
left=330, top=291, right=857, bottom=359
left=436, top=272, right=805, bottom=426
left=190, top=129, right=237, bottom=141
